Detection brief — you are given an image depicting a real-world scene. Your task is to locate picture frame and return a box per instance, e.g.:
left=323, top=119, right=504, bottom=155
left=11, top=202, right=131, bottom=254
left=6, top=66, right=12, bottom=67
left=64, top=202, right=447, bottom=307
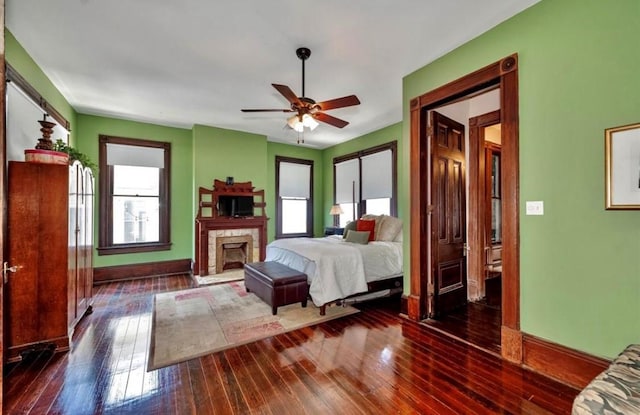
left=605, top=122, right=640, bottom=209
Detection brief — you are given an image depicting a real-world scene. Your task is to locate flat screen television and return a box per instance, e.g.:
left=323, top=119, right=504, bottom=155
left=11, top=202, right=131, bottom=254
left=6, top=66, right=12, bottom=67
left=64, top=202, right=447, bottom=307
left=218, top=195, right=254, bottom=217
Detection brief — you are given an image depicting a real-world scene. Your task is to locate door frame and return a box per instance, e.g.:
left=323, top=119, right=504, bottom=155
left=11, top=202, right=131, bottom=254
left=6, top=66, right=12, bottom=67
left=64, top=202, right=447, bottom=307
left=408, top=54, right=522, bottom=363
left=0, top=0, right=6, bottom=409
left=468, top=108, right=501, bottom=301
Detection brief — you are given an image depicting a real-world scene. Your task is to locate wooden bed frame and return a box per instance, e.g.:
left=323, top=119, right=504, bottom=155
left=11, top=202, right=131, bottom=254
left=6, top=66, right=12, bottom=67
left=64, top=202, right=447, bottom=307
left=317, top=275, right=403, bottom=315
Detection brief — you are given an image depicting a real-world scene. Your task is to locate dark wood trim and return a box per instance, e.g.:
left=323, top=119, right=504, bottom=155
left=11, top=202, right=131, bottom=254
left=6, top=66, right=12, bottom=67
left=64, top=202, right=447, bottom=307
left=275, top=156, right=314, bottom=239
left=409, top=100, right=427, bottom=320
left=501, top=325, right=523, bottom=363
left=468, top=109, right=500, bottom=301
left=5, top=63, right=70, bottom=130
left=409, top=54, right=521, bottom=361
left=0, top=4, right=6, bottom=410
left=400, top=294, right=409, bottom=315
left=97, top=242, right=171, bottom=255
left=93, top=258, right=191, bottom=284
left=97, top=135, right=171, bottom=255
left=523, top=333, right=610, bottom=389
left=499, top=64, right=520, bottom=331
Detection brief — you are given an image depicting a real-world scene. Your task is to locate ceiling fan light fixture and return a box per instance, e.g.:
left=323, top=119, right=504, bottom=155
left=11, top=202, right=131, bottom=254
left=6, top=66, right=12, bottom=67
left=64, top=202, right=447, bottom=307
left=287, top=113, right=318, bottom=132
left=302, top=113, right=319, bottom=130
left=287, top=115, right=303, bottom=132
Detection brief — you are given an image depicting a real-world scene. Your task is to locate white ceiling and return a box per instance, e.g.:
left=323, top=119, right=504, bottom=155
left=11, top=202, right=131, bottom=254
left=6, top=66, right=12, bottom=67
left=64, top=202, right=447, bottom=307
left=6, top=0, right=539, bottom=149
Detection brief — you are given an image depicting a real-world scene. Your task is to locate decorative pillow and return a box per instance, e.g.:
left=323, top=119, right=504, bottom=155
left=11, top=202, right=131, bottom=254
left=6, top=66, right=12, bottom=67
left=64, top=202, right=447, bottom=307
left=376, top=215, right=403, bottom=242
left=360, top=214, right=382, bottom=237
left=344, top=230, right=370, bottom=244
left=356, top=219, right=376, bottom=242
left=342, top=220, right=357, bottom=239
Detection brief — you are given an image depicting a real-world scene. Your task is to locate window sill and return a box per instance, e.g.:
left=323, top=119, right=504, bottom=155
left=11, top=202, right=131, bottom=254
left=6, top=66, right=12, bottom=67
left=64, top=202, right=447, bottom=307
left=97, top=242, right=172, bottom=256
left=275, top=232, right=312, bottom=239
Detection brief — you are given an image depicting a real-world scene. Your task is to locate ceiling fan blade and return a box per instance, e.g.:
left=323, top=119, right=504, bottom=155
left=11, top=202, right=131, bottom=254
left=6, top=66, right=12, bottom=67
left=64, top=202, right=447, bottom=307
left=241, top=108, right=294, bottom=112
left=313, top=112, right=349, bottom=128
left=315, top=95, right=360, bottom=111
left=272, top=84, right=302, bottom=106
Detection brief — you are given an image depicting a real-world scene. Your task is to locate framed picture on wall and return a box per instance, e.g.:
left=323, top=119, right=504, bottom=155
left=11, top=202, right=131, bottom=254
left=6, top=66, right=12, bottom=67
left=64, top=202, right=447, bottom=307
left=605, top=122, right=640, bottom=209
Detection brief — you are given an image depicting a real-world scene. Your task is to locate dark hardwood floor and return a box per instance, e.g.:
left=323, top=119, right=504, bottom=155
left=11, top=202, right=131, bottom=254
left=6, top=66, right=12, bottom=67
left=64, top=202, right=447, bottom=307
left=4, top=276, right=578, bottom=414
left=423, top=301, right=502, bottom=355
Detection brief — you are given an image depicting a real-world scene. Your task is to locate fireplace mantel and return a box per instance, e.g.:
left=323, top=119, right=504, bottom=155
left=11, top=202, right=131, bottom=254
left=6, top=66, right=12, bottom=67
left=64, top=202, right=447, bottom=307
left=193, top=180, right=268, bottom=276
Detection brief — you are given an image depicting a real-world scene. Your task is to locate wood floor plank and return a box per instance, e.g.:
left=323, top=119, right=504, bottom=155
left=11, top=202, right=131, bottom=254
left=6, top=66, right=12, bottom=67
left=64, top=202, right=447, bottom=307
left=3, top=275, right=580, bottom=414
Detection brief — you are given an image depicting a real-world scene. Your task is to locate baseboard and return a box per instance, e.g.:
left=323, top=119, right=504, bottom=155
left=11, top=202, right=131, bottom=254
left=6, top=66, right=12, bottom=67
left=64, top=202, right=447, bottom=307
left=501, top=325, right=523, bottom=363
left=400, top=294, right=408, bottom=315
left=523, top=333, right=610, bottom=389
left=94, top=258, right=192, bottom=284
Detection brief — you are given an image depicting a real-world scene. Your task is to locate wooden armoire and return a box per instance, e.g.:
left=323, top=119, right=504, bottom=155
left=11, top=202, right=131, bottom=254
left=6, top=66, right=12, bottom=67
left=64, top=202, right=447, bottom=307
left=5, top=160, right=94, bottom=361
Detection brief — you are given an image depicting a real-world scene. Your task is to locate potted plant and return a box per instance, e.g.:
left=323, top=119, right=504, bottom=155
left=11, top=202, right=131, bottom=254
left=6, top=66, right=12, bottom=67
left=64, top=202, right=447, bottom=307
left=53, top=139, right=97, bottom=172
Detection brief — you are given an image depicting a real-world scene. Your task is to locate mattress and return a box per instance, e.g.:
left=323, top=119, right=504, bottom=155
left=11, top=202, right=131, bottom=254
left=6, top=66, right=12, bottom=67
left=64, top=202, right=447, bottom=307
left=265, top=235, right=403, bottom=306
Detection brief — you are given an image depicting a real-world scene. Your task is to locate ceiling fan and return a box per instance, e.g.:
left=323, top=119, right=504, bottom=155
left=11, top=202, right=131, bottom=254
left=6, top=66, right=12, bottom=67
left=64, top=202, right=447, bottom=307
left=241, top=47, right=360, bottom=132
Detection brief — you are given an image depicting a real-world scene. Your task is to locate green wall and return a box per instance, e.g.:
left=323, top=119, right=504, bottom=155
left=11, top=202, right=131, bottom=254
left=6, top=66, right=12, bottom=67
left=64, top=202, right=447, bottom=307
left=267, top=142, right=324, bottom=240
left=403, top=0, right=640, bottom=358
left=5, top=30, right=77, bottom=144
left=322, top=123, right=403, bottom=226
left=192, top=124, right=267, bottom=194
left=77, top=114, right=193, bottom=268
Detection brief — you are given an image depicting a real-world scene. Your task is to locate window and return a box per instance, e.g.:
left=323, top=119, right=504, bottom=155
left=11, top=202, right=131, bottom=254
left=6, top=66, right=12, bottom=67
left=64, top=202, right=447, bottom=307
left=98, top=135, right=171, bottom=254
left=361, top=149, right=393, bottom=216
left=276, top=156, right=313, bottom=238
left=334, top=142, right=397, bottom=226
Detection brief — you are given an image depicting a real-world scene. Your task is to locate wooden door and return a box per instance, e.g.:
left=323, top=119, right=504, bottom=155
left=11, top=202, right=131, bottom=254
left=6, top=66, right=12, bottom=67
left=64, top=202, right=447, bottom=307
left=429, top=111, right=467, bottom=318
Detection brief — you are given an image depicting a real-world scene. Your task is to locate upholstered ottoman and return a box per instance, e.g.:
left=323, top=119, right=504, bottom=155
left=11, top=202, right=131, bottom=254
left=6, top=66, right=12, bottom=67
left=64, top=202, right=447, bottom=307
left=244, top=261, right=308, bottom=315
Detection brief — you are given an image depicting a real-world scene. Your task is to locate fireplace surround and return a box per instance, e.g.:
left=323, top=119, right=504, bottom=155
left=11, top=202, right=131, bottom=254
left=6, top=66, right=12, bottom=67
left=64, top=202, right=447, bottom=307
left=194, top=179, right=267, bottom=276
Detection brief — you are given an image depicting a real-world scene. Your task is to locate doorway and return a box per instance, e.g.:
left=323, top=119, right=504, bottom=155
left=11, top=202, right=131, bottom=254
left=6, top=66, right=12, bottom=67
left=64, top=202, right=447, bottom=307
left=408, top=54, right=522, bottom=362
left=421, top=92, right=502, bottom=353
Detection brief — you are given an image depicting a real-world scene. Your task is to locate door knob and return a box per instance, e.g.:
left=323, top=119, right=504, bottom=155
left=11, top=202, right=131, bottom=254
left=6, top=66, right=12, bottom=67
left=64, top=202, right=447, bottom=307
left=3, top=262, right=21, bottom=283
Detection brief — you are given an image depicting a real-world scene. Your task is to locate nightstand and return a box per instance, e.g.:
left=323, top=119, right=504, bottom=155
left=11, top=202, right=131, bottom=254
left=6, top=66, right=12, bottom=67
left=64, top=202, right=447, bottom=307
left=324, top=226, right=344, bottom=236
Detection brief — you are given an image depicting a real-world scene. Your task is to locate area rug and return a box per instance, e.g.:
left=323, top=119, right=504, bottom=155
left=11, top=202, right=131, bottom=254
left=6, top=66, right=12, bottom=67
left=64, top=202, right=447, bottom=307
left=194, top=269, right=244, bottom=286
left=148, top=281, right=359, bottom=370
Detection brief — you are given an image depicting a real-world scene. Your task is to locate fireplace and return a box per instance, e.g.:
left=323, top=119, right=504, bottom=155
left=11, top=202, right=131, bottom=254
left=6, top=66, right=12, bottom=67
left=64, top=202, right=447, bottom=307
left=215, top=235, right=253, bottom=272
left=194, top=179, right=268, bottom=276
left=206, top=228, right=261, bottom=275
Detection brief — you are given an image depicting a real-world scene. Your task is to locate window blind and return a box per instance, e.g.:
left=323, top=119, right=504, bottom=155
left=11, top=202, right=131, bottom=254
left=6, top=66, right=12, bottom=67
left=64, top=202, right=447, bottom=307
left=279, top=162, right=310, bottom=198
left=106, top=143, right=165, bottom=168
left=335, top=158, right=360, bottom=204
left=361, top=149, right=392, bottom=199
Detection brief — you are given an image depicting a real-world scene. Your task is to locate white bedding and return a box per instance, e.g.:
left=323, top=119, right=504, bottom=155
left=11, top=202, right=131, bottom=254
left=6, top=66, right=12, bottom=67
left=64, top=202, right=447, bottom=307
left=265, top=236, right=403, bottom=306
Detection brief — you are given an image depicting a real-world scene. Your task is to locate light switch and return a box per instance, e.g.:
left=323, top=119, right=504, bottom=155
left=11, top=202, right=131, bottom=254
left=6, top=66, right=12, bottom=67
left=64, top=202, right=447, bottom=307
left=526, top=201, right=544, bottom=215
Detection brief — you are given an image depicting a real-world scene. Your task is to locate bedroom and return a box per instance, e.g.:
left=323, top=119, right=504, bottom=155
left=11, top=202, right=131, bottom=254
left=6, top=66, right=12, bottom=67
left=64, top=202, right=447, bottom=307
left=2, top=0, right=640, bottom=413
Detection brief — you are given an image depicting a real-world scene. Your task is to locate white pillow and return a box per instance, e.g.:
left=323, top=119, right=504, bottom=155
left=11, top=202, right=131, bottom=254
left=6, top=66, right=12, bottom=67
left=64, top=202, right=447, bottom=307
left=376, top=215, right=403, bottom=242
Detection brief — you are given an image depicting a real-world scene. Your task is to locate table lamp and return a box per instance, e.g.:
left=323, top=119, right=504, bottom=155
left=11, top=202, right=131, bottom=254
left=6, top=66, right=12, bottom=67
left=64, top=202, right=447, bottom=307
left=329, top=204, right=343, bottom=227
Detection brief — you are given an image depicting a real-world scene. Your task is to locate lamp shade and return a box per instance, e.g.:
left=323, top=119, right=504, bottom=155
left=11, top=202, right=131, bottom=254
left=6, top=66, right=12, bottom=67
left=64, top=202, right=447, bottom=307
left=329, top=204, right=343, bottom=215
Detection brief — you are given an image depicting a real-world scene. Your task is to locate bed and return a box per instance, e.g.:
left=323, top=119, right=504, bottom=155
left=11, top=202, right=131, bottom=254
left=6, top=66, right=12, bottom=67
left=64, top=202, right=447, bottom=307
left=265, top=214, right=403, bottom=314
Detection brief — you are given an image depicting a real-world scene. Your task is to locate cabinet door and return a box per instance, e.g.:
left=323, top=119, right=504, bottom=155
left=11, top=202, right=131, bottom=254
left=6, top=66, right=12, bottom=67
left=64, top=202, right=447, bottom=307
left=84, top=168, right=94, bottom=304
left=7, top=162, right=69, bottom=356
left=68, top=162, right=80, bottom=324
left=76, top=165, right=93, bottom=314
